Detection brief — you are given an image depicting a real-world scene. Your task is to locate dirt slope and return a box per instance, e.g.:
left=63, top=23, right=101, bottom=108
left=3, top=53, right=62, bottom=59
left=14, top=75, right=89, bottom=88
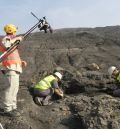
left=0, top=26, right=120, bottom=129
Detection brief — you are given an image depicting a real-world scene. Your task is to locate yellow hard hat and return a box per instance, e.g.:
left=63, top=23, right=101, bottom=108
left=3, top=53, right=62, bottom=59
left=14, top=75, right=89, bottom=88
left=4, top=24, right=17, bottom=33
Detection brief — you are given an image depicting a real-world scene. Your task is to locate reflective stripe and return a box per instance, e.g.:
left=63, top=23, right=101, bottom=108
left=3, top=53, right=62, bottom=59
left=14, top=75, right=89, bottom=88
left=34, top=75, right=55, bottom=90
left=6, top=49, right=20, bottom=58
left=2, top=49, right=21, bottom=66
left=2, top=60, right=22, bottom=66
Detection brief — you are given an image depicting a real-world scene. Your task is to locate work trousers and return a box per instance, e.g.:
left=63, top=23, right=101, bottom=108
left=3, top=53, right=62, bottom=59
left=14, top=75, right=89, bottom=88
left=33, top=88, right=53, bottom=97
left=3, top=71, right=20, bottom=112
left=33, top=88, right=53, bottom=103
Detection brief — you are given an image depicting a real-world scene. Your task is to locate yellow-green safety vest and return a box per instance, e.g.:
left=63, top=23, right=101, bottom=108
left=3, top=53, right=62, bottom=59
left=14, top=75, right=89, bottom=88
left=34, top=75, right=56, bottom=90
left=115, top=73, right=120, bottom=82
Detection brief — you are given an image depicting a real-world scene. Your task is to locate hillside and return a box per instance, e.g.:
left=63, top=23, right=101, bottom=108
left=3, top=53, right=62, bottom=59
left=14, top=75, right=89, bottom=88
left=0, top=26, right=120, bottom=129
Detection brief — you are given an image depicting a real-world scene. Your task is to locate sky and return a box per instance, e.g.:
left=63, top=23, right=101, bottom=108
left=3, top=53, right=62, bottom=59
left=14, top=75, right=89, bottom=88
left=0, top=0, right=120, bottom=35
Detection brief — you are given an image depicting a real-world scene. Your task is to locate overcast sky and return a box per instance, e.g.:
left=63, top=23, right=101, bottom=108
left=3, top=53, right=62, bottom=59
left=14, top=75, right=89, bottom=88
left=0, top=0, right=120, bottom=34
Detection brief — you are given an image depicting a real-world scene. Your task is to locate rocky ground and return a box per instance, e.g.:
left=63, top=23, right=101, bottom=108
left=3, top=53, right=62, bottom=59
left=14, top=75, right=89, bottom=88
left=0, top=26, right=120, bottom=129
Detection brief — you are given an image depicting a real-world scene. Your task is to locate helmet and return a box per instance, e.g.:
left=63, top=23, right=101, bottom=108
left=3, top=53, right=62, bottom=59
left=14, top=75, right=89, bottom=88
left=4, top=24, right=17, bottom=33
left=108, top=66, right=116, bottom=75
left=54, top=72, right=62, bottom=80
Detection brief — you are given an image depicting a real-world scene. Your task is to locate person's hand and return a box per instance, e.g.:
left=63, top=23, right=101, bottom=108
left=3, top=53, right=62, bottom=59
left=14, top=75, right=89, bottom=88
left=16, top=36, right=23, bottom=42
left=22, top=60, right=27, bottom=67
left=59, top=90, right=64, bottom=97
left=11, top=36, right=23, bottom=44
left=54, top=88, right=64, bottom=97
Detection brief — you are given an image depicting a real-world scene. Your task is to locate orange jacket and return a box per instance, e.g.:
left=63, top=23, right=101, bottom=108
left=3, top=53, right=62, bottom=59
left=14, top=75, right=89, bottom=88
left=0, top=35, right=22, bottom=66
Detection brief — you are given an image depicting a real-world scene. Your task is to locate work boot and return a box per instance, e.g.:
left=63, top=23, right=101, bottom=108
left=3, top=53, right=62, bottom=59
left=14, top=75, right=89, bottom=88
left=42, top=100, right=53, bottom=106
left=34, top=97, right=43, bottom=106
left=0, top=109, right=21, bottom=117
left=42, top=95, right=53, bottom=106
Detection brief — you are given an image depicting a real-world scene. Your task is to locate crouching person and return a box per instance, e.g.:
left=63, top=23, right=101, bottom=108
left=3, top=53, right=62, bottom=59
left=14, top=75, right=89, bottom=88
left=32, top=72, right=63, bottom=106
left=108, top=66, right=120, bottom=97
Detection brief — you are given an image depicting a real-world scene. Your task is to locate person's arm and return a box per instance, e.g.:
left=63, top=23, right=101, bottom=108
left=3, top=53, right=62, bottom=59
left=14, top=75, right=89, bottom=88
left=52, top=80, right=64, bottom=97
left=10, top=36, right=23, bottom=44
left=54, top=88, right=63, bottom=97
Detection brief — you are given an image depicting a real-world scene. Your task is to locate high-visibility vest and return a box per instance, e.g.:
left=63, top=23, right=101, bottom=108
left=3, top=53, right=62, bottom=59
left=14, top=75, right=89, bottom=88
left=115, top=73, right=120, bottom=82
left=0, top=35, right=22, bottom=66
left=34, top=75, right=56, bottom=90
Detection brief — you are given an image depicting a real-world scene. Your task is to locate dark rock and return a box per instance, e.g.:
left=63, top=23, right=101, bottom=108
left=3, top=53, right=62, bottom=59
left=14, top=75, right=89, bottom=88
left=0, top=27, right=120, bottom=129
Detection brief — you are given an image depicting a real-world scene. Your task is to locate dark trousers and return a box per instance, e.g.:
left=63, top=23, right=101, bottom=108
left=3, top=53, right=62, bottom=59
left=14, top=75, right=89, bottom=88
left=33, top=88, right=53, bottom=103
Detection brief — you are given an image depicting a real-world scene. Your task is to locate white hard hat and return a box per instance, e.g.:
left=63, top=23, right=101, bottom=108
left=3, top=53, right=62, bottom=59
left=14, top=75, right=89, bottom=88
left=108, top=66, right=116, bottom=75
left=54, top=72, right=62, bottom=80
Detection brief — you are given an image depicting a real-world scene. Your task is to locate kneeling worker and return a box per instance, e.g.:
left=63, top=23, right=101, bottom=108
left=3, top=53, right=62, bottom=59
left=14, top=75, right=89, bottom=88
left=33, top=72, right=63, bottom=106
left=108, top=66, right=120, bottom=97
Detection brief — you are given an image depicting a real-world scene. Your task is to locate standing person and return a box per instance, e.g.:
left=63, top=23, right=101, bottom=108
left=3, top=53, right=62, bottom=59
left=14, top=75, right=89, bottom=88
left=108, top=66, right=120, bottom=97
left=0, top=24, right=27, bottom=117
left=33, top=72, right=63, bottom=106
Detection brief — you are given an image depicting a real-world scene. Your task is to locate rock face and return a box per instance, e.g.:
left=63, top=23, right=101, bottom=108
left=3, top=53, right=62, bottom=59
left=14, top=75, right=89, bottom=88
left=0, top=26, right=120, bottom=129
